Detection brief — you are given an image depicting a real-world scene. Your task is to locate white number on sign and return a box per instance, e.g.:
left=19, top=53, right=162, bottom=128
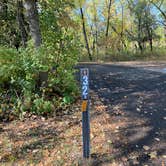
left=83, top=76, right=88, bottom=85
left=82, top=86, right=88, bottom=98
left=82, top=75, right=88, bottom=99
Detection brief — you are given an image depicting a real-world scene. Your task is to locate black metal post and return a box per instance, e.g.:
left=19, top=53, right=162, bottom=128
left=80, top=68, right=90, bottom=158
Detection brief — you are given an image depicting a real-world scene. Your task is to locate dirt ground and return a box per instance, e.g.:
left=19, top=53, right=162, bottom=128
left=78, top=62, right=166, bottom=166
left=0, top=62, right=166, bottom=166
left=109, top=61, right=166, bottom=73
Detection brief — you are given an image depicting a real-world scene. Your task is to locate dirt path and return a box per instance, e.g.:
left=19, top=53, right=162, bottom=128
left=78, top=63, right=166, bottom=165
left=80, top=61, right=166, bottom=73
left=0, top=63, right=166, bottom=166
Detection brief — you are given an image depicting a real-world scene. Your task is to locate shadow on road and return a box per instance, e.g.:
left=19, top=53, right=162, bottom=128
left=78, top=64, right=166, bottom=166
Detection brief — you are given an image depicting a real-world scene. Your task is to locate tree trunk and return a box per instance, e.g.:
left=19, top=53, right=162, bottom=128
left=111, top=25, right=127, bottom=49
left=138, top=41, right=143, bottom=51
left=105, top=0, right=112, bottom=38
left=149, top=38, right=153, bottom=51
left=0, top=0, right=8, bottom=20
left=80, top=7, right=92, bottom=61
left=121, top=4, right=125, bottom=50
left=105, top=0, right=112, bottom=53
left=95, top=29, right=99, bottom=59
left=92, top=0, right=99, bottom=59
left=151, top=1, right=166, bottom=20
left=91, top=25, right=95, bottom=55
left=145, top=20, right=153, bottom=51
left=138, top=18, right=143, bottom=52
left=17, top=0, right=28, bottom=48
left=92, top=37, right=95, bottom=55
left=24, top=0, right=46, bottom=88
left=23, top=0, right=42, bottom=48
left=149, top=30, right=153, bottom=51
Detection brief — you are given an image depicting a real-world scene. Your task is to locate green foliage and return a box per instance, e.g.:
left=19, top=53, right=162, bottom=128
left=0, top=0, right=81, bottom=118
left=93, top=47, right=166, bottom=62
left=0, top=42, right=79, bottom=116
left=0, top=1, right=21, bottom=47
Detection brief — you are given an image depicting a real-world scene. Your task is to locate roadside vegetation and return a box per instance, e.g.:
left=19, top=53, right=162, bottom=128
left=0, top=0, right=166, bottom=165
left=78, top=0, right=166, bottom=62
left=0, top=1, right=80, bottom=119
left=0, top=0, right=165, bottom=118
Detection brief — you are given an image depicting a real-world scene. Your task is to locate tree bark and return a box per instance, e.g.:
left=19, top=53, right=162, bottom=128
left=105, top=0, right=112, bottom=53
left=151, top=1, right=166, bottom=19
left=111, top=25, right=127, bottom=49
left=146, top=24, right=153, bottom=51
left=121, top=4, right=125, bottom=50
left=24, top=0, right=46, bottom=88
left=91, top=25, right=95, bottom=55
left=150, top=28, right=153, bottom=51
left=17, top=0, right=28, bottom=48
left=0, top=0, right=8, bottom=20
left=23, top=0, right=42, bottom=48
left=92, top=0, right=99, bottom=58
left=138, top=17, right=143, bottom=52
left=80, top=7, right=92, bottom=61
left=105, top=0, right=112, bottom=38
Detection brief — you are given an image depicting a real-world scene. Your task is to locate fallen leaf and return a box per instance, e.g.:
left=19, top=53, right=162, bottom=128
left=114, top=129, right=119, bottom=133
left=33, top=149, right=39, bottom=153
left=143, top=145, right=150, bottom=151
left=41, top=117, right=45, bottom=121
left=149, top=151, right=157, bottom=159
left=107, top=140, right=112, bottom=144
left=162, top=161, right=165, bottom=166
left=115, top=126, right=119, bottom=129
left=154, top=138, right=160, bottom=142
left=162, top=155, right=166, bottom=158
left=26, top=149, right=31, bottom=153
left=136, top=108, right=141, bottom=112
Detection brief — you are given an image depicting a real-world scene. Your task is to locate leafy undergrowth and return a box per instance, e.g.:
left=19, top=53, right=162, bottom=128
left=0, top=44, right=79, bottom=117
left=0, top=90, right=165, bottom=166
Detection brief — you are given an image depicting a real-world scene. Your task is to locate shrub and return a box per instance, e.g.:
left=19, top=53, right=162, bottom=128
left=0, top=43, right=79, bottom=117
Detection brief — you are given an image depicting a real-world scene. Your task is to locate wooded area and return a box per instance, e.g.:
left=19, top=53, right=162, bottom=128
left=0, top=0, right=165, bottom=118
left=0, top=0, right=166, bottom=119
left=0, top=0, right=166, bottom=165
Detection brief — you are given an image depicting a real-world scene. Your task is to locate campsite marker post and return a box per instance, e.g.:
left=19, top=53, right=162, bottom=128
left=80, top=68, right=90, bottom=159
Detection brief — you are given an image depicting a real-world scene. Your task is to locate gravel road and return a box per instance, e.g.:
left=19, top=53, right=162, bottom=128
left=78, top=63, right=166, bottom=166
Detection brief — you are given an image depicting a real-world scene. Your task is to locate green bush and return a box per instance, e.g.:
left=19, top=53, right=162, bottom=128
left=0, top=43, right=79, bottom=117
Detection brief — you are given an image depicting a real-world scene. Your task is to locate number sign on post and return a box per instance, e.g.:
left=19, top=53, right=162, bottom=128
left=80, top=68, right=90, bottom=159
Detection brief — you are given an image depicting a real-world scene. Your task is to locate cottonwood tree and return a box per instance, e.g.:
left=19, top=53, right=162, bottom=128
left=149, top=0, right=166, bottom=42
left=0, top=0, right=8, bottom=20
left=80, top=7, right=92, bottom=61
left=149, top=0, right=166, bottom=23
left=17, top=0, right=28, bottom=47
left=90, top=0, right=99, bottom=58
left=105, top=0, right=112, bottom=53
left=24, top=0, right=42, bottom=48
left=85, top=0, right=99, bottom=58
left=0, top=0, right=21, bottom=48
left=126, top=0, right=157, bottom=51
left=75, top=0, right=92, bottom=61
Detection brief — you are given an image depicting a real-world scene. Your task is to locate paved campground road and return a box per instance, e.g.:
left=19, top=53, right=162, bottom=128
left=78, top=63, right=166, bottom=165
